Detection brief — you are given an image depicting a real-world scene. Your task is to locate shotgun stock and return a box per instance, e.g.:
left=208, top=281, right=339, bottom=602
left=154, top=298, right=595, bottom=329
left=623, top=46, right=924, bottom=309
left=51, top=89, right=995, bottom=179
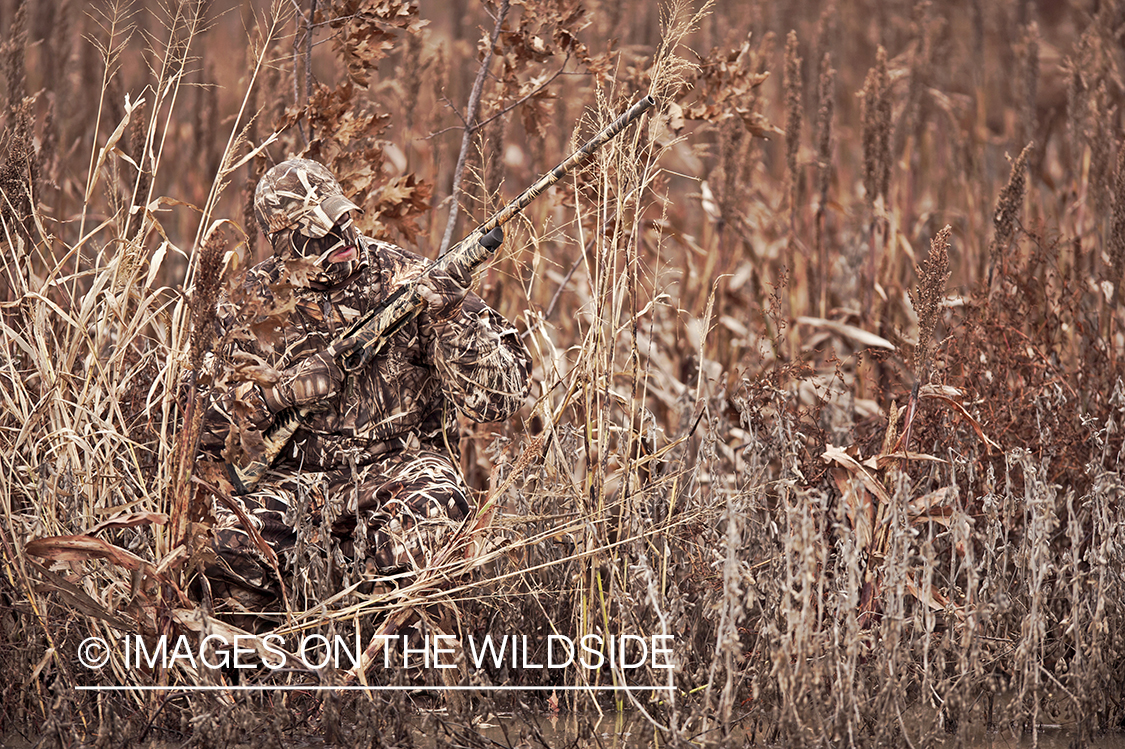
left=225, top=94, right=656, bottom=495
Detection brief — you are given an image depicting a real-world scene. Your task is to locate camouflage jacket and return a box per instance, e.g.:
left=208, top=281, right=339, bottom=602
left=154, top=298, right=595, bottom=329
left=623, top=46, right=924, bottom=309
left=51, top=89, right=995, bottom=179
left=198, top=236, right=532, bottom=474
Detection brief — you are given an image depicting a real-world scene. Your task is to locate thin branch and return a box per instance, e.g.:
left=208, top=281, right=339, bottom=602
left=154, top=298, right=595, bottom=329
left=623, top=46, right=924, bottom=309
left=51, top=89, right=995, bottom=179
left=438, top=91, right=471, bottom=130
left=480, top=53, right=570, bottom=127
left=438, top=0, right=510, bottom=255
left=305, top=0, right=316, bottom=107
left=425, top=51, right=571, bottom=141
left=290, top=0, right=308, bottom=145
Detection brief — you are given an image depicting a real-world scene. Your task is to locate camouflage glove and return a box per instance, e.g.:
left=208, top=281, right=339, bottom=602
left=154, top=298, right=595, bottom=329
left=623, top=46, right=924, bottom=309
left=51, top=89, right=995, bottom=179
left=262, top=351, right=344, bottom=412
left=417, top=264, right=472, bottom=324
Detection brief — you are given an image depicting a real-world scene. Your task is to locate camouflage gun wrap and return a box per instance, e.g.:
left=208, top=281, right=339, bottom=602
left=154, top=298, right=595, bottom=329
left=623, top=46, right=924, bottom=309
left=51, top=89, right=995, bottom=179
left=226, top=94, right=656, bottom=494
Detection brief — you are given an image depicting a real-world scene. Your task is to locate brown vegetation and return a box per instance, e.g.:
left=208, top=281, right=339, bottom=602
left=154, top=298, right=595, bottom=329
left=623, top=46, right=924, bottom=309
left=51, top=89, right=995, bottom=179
left=1, top=0, right=1124, bottom=746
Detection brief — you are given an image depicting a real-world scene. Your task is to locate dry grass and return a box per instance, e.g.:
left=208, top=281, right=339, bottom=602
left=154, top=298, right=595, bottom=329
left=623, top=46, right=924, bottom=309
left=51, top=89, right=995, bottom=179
left=2, top=0, right=1125, bottom=746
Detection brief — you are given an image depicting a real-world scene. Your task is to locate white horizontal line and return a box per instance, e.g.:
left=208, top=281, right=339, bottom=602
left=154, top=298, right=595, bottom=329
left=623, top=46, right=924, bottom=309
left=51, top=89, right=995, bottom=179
left=77, top=685, right=673, bottom=692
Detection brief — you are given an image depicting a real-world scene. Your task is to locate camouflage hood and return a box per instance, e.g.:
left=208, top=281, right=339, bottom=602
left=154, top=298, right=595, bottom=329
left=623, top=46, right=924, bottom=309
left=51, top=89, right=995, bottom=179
left=254, top=158, right=362, bottom=240
left=254, top=158, right=365, bottom=286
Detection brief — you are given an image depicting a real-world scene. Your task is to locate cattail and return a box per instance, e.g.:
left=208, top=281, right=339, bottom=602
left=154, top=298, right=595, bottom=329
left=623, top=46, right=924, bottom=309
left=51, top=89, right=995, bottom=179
left=71, top=25, right=100, bottom=141
left=861, top=70, right=878, bottom=211
left=172, top=226, right=228, bottom=545
left=0, top=0, right=35, bottom=239
left=711, top=96, right=758, bottom=235
left=875, top=52, right=892, bottom=204
left=483, top=112, right=507, bottom=213
left=815, top=54, right=835, bottom=317
left=105, top=69, right=125, bottom=158
left=430, top=41, right=449, bottom=135
left=813, top=0, right=837, bottom=96
left=900, top=224, right=951, bottom=454
left=39, top=95, right=56, bottom=187
left=1086, top=81, right=1114, bottom=220
left=1110, top=143, right=1125, bottom=306
left=195, top=63, right=220, bottom=181
left=1065, top=58, right=1084, bottom=168
left=427, top=42, right=450, bottom=240
left=970, top=0, right=984, bottom=72
left=242, top=42, right=262, bottom=260
left=988, top=142, right=1032, bottom=288
left=126, top=99, right=150, bottom=241
left=1019, top=22, right=1039, bottom=154
left=0, top=107, right=35, bottom=244
left=189, top=227, right=227, bottom=374
left=241, top=170, right=260, bottom=261
left=815, top=54, right=835, bottom=212
left=860, top=46, right=892, bottom=210
left=860, top=46, right=893, bottom=313
left=784, top=30, right=802, bottom=227
left=912, top=225, right=951, bottom=384
left=400, top=28, right=427, bottom=137
left=0, top=99, right=35, bottom=240
left=45, top=0, right=73, bottom=100
left=1065, top=29, right=1100, bottom=170
left=2, top=0, right=28, bottom=117
left=897, top=1, right=936, bottom=155
left=812, top=0, right=836, bottom=165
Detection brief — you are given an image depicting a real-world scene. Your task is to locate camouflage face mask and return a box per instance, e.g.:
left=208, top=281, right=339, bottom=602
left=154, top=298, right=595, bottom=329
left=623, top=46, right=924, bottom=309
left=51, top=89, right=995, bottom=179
left=289, top=214, right=358, bottom=263
left=283, top=214, right=361, bottom=285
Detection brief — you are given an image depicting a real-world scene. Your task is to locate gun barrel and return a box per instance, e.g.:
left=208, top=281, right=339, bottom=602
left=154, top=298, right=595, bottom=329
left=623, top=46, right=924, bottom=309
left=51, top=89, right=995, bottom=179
left=482, top=95, right=655, bottom=234
left=350, top=94, right=657, bottom=356
left=439, top=95, right=657, bottom=271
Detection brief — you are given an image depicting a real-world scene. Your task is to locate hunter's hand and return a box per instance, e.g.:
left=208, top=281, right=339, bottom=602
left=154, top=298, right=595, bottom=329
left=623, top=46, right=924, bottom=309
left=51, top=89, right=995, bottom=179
left=417, top=264, right=472, bottom=323
left=263, top=351, right=344, bottom=412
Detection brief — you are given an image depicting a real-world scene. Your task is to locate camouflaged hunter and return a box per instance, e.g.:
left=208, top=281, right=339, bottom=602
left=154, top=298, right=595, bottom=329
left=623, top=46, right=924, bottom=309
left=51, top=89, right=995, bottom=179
left=197, top=158, right=532, bottom=608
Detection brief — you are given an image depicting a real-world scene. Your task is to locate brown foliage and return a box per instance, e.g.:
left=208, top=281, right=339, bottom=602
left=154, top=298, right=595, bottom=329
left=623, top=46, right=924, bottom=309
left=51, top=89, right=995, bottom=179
left=2, top=0, right=1125, bottom=745
left=988, top=141, right=1032, bottom=288
left=860, top=45, right=891, bottom=211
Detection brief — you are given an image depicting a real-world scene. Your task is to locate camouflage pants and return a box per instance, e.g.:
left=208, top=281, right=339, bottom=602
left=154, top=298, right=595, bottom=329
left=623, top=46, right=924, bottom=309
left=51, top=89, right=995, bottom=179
left=203, top=450, right=471, bottom=609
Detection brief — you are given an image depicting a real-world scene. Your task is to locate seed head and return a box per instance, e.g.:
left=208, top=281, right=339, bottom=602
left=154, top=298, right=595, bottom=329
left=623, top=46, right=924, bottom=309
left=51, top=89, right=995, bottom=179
left=860, top=46, right=892, bottom=210
left=911, top=224, right=951, bottom=383
left=988, top=142, right=1032, bottom=286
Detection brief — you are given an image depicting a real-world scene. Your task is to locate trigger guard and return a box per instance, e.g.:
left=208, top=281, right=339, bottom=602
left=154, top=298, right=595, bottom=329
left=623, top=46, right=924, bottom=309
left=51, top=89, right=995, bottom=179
left=341, top=347, right=370, bottom=372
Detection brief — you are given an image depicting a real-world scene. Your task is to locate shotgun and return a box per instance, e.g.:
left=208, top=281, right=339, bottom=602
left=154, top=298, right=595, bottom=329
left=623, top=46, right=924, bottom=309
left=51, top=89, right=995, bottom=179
left=225, top=94, right=657, bottom=495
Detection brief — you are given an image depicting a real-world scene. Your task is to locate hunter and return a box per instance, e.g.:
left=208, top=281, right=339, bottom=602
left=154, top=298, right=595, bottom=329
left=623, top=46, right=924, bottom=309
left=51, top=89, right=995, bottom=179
left=196, top=158, right=532, bottom=610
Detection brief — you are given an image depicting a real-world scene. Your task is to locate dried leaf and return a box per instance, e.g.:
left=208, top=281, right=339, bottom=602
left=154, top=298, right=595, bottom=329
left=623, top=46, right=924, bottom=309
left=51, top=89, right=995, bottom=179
left=327, top=0, right=427, bottom=87
left=88, top=511, right=169, bottom=537
left=26, top=534, right=154, bottom=574
left=145, top=242, right=169, bottom=289
left=667, top=102, right=685, bottom=133
left=367, top=174, right=433, bottom=242
left=798, top=317, right=896, bottom=350
left=863, top=451, right=947, bottom=470
left=89, top=94, right=146, bottom=196
left=905, top=572, right=966, bottom=620
left=906, top=486, right=959, bottom=526
left=29, top=561, right=133, bottom=630
left=822, top=444, right=892, bottom=504
left=921, top=390, right=1001, bottom=453
left=834, top=468, right=874, bottom=552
